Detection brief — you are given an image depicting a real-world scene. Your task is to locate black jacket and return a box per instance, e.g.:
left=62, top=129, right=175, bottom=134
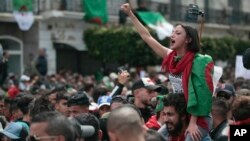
left=210, top=120, right=229, bottom=141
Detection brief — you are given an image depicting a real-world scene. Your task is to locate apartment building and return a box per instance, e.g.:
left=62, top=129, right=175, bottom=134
left=0, top=0, right=249, bottom=75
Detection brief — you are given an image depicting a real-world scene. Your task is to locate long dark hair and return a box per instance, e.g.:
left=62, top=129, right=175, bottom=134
left=176, top=24, right=201, bottom=53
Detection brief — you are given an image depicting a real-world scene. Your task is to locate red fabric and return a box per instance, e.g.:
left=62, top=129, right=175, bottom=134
left=145, top=115, right=161, bottom=130
left=233, top=118, right=250, bottom=125
left=8, top=86, right=20, bottom=99
left=161, top=51, right=195, bottom=101
left=161, top=51, right=208, bottom=130
left=205, top=62, right=214, bottom=93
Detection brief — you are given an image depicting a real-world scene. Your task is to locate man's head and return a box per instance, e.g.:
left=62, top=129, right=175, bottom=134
left=68, top=91, right=90, bottom=117
left=231, top=96, right=250, bottom=122
left=132, top=78, right=161, bottom=108
left=29, top=96, right=54, bottom=119
left=39, top=48, right=46, bottom=56
left=55, top=92, right=70, bottom=117
left=16, top=94, right=34, bottom=116
left=30, top=111, right=75, bottom=141
left=211, top=98, right=229, bottom=128
left=110, top=96, right=128, bottom=110
left=107, top=105, right=145, bottom=141
left=97, top=96, right=111, bottom=117
left=74, top=113, right=101, bottom=141
left=216, top=83, right=235, bottom=104
left=162, top=94, right=187, bottom=136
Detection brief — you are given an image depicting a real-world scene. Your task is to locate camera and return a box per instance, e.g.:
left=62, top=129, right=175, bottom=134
left=186, top=4, right=204, bottom=22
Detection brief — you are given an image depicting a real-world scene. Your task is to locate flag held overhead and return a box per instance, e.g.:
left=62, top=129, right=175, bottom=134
left=137, top=12, right=173, bottom=40
left=83, top=0, right=108, bottom=25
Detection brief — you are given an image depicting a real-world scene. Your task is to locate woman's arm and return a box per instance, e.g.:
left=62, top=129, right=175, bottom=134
left=185, top=115, right=202, bottom=141
left=121, top=3, right=172, bottom=58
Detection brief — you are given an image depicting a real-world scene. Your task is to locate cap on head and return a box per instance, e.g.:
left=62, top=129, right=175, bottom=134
left=216, top=84, right=236, bottom=97
left=0, top=122, right=29, bottom=139
left=97, top=95, right=112, bottom=108
left=132, top=77, right=161, bottom=93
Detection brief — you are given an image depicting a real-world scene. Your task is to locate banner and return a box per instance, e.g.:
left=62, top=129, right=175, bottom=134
left=235, top=56, right=250, bottom=79
left=137, top=12, right=173, bottom=40
left=13, top=0, right=34, bottom=31
left=82, top=0, right=108, bottom=25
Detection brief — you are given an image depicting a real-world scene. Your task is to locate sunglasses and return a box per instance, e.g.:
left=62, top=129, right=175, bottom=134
left=29, top=135, right=57, bottom=141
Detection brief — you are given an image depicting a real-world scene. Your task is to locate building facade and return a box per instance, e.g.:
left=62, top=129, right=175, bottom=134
left=0, top=0, right=249, bottom=75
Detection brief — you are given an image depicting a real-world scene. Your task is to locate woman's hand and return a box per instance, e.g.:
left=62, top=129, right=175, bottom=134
left=185, top=116, right=202, bottom=141
left=121, top=3, right=132, bottom=15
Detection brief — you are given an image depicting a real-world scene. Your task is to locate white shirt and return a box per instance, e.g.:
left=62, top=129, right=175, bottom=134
left=168, top=73, right=183, bottom=94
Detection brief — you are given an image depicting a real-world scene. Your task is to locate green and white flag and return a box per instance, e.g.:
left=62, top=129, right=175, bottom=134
left=82, top=0, right=108, bottom=25
left=137, top=12, right=173, bottom=40
left=13, top=0, right=34, bottom=31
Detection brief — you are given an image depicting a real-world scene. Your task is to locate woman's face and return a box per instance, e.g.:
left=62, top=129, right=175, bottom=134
left=169, top=25, right=189, bottom=51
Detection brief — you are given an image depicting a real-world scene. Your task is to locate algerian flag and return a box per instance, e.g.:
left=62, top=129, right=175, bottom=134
left=13, top=0, right=34, bottom=31
left=82, top=0, right=108, bottom=25
left=137, top=12, right=173, bottom=40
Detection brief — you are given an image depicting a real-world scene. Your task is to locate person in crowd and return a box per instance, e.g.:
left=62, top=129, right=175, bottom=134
left=74, top=113, right=102, bottom=141
left=145, top=129, right=165, bottom=141
left=110, top=95, right=128, bottom=110
left=209, top=98, right=229, bottom=141
left=0, top=51, right=9, bottom=86
left=107, top=105, right=146, bottom=141
left=30, top=111, right=75, bottom=141
left=215, top=83, right=236, bottom=120
left=0, top=93, right=5, bottom=116
left=146, top=95, right=165, bottom=130
left=35, top=48, right=48, bottom=76
left=109, top=69, right=130, bottom=98
left=216, top=83, right=235, bottom=104
left=131, top=77, right=161, bottom=123
left=29, top=95, right=54, bottom=119
left=19, top=75, right=31, bottom=92
left=92, top=85, right=110, bottom=104
left=158, top=94, right=189, bottom=141
left=99, top=95, right=129, bottom=141
left=15, top=93, right=34, bottom=125
left=0, top=121, right=29, bottom=141
left=55, top=91, right=70, bottom=117
left=67, top=91, right=90, bottom=117
left=3, top=97, right=13, bottom=121
left=231, top=95, right=250, bottom=125
left=121, top=3, right=214, bottom=141
left=97, top=95, right=111, bottom=118
left=47, top=86, right=65, bottom=108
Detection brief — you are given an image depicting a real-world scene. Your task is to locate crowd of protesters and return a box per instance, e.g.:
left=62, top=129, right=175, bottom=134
left=0, top=2, right=250, bottom=141
left=0, top=61, right=248, bottom=141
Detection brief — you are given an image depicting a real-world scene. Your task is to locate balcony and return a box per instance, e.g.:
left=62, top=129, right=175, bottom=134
left=0, top=0, right=126, bottom=15
left=0, top=0, right=249, bottom=25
